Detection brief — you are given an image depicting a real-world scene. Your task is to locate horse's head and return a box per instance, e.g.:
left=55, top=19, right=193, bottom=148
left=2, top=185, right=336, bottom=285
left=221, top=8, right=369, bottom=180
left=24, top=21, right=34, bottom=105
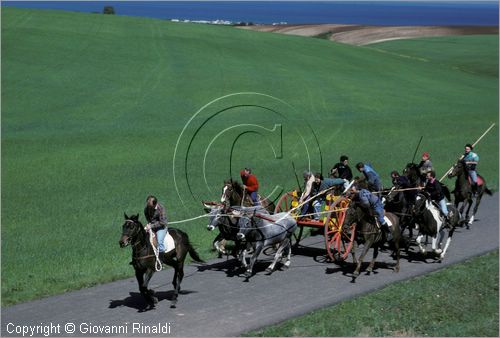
left=384, top=187, right=403, bottom=205
left=448, top=159, right=466, bottom=178
left=412, top=192, right=429, bottom=216
left=206, top=205, right=224, bottom=231
left=344, top=202, right=364, bottom=226
left=119, top=213, right=143, bottom=248
left=235, top=210, right=252, bottom=240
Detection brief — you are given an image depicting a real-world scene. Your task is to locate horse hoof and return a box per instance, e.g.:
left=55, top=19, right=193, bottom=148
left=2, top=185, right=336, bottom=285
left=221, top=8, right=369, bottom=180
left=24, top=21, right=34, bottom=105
left=265, top=267, right=273, bottom=274
left=153, top=297, right=158, bottom=305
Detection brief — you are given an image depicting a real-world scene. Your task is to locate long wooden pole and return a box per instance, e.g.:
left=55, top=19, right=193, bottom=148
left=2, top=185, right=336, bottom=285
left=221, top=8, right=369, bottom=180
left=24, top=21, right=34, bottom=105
left=439, top=123, right=496, bottom=182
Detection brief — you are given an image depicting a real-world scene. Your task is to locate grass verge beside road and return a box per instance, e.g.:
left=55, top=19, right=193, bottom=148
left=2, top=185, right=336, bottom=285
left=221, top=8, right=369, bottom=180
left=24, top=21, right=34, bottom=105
left=245, top=250, right=499, bottom=337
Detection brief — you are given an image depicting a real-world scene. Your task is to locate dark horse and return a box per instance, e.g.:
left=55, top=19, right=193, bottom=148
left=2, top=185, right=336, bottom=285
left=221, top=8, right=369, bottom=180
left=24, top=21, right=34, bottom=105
left=447, top=159, right=492, bottom=227
left=119, top=213, right=204, bottom=310
left=221, top=179, right=275, bottom=212
left=404, top=162, right=451, bottom=201
left=344, top=202, right=401, bottom=278
left=383, top=187, right=415, bottom=239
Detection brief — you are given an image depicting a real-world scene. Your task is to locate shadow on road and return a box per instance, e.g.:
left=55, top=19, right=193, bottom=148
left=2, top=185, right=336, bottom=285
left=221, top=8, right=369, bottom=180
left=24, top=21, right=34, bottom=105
left=109, top=290, right=198, bottom=312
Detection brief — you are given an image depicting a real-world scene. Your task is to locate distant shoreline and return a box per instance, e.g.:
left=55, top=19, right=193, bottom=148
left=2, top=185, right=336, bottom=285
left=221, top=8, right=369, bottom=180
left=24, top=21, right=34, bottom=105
left=237, top=24, right=499, bottom=45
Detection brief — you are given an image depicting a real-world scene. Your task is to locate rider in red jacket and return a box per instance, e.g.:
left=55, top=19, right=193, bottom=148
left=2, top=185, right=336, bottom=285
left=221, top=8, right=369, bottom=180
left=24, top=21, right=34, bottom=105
left=240, top=168, right=259, bottom=205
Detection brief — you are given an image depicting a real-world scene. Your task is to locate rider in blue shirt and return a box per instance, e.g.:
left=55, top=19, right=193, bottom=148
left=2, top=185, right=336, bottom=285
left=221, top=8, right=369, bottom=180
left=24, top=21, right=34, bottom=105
left=355, top=162, right=383, bottom=192
left=463, top=143, right=479, bottom=195
left=351, top=179, right=392, bottom=241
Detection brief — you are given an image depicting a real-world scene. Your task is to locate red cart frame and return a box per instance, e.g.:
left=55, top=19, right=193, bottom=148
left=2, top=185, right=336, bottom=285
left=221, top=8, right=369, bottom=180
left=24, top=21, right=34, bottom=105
left=274, top=191, right=355, bottom=262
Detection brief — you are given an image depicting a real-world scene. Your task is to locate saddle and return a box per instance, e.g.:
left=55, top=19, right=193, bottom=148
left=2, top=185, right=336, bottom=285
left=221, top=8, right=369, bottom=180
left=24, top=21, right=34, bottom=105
left=151, top=232, right=176, bottom=253
left=429, top=200, right=448, bottom=220
left=467, top=175, right=484, bottom=186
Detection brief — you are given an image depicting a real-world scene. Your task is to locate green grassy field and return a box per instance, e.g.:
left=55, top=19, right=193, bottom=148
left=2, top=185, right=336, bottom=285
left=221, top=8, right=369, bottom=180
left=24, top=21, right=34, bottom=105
left=244, top=250, right=499, bottom=337
left=2, top=7, right=498, bottom=306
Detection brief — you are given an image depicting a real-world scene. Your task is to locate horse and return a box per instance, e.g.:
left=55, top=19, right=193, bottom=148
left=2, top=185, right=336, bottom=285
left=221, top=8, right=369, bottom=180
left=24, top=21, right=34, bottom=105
left=404, top=162, right=451, bottom=201
left=214, top=179, right=275, bottom=256
left=234, top=207, right=297, bottom=279
left=411, top=192, right=459, bottom=260
left=383, top=188, right=413, bottom=236
left=204, top=202, right=246, bottom=260
left=119, top=213, right=204, bottom=309
left=447, top=159, right=492, bottom=227
left=221, top=179, right=275, bottom=213
left=344, top=202, right=401, bottom=277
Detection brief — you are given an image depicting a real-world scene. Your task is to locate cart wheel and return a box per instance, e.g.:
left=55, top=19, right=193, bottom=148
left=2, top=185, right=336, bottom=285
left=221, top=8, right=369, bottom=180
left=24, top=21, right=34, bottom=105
left=324, top=197, right=355, bottom=262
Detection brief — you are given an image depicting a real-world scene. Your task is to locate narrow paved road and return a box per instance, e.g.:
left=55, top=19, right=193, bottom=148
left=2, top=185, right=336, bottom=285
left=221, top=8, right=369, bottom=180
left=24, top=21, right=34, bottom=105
left=2, top=194, right=498, bottom=337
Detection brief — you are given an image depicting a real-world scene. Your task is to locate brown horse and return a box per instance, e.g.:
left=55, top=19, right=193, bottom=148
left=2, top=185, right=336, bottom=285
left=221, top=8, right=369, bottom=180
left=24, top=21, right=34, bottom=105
left=221, top=179, right=275, bottom=212
left=344, top=202, right=401, bottom=278
left=448, top=159, right=492, bottom=228
left=119, top=213, right=204, bottom=310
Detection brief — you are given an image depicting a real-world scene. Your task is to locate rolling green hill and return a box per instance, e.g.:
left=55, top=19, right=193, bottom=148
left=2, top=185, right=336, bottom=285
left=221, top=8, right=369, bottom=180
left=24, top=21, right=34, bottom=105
left=2, top=7, right=498, bottom=305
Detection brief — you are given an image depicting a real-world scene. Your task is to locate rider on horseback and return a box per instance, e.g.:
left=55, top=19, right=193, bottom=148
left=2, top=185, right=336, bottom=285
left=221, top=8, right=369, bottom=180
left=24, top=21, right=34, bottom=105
left=355, top=162, right=382, bottom=192
left=424, top=171, right=451, bottom=224
left=240, top=167, right=260, bottom=206
left=463, top=144, right=480, bottom=195
left=144, top=195, right=168, bottom=259
left=418, top=151, right=434, bottom=182
left=351, top=178, right=393, bottom=241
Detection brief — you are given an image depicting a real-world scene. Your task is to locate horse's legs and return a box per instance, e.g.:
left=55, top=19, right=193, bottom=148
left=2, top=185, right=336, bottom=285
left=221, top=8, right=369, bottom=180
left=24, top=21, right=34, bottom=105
left=470, top=193, right=483, bottom=225
left=266, top=240, right=287, bottom=273
left=354, top=236, right=373, bottom=276
left=431, top=232, right=442, bottom=254
left=366, top=245, right=378, bottom=273
left=416, top=234, right=426, bottom=254
left=136, top=268, right=156, bottom=309
left=213, top=234, right=226, bottom=257
left=438, top=226, right=454, bottom=260
left=283, top=240, right=292, bottom=268
left=245, top=244, right=263, bottom=278
left=464, top=198, right=473, bottom=226
left=238, top=243, right=249, bottom=268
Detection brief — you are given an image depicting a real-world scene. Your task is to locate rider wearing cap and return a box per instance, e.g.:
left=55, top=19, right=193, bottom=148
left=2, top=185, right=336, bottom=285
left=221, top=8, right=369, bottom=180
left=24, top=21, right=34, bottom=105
left=418, top=152, right=434, bottom=181
left=240, top=167, right=260, bottom=205
left=463, top=143, right=480, bottom=195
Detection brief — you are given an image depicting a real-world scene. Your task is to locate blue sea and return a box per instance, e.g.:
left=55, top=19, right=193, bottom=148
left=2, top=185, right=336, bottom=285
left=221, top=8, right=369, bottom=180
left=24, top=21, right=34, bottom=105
left=2, top=1, right=499, bottom=26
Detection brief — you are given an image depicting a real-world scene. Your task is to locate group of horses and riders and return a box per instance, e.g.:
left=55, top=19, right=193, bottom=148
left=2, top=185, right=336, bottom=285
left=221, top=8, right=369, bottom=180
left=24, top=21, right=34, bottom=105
left=119, top=143, right=492, bottom=309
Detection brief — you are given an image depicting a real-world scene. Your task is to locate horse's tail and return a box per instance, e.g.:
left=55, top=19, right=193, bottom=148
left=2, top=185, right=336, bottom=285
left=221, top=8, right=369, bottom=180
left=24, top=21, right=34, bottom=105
left=187, top=244, right=205, bottom=263
left=484, top=186, right=493, bottom=196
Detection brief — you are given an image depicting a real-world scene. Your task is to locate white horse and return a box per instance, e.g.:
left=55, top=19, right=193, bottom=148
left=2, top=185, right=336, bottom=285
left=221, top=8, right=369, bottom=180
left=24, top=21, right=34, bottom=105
left=234, top=208, right=297, bottom=278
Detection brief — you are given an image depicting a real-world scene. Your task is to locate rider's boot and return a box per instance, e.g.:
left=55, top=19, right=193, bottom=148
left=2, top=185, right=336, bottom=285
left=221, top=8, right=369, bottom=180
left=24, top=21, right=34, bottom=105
left=380, top=222, right=393, bottom=241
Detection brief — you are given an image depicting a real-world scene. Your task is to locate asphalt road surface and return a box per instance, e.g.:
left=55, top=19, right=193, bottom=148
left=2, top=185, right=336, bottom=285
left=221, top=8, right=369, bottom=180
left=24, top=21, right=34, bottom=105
left=2, top=194, right=498, bottom=337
